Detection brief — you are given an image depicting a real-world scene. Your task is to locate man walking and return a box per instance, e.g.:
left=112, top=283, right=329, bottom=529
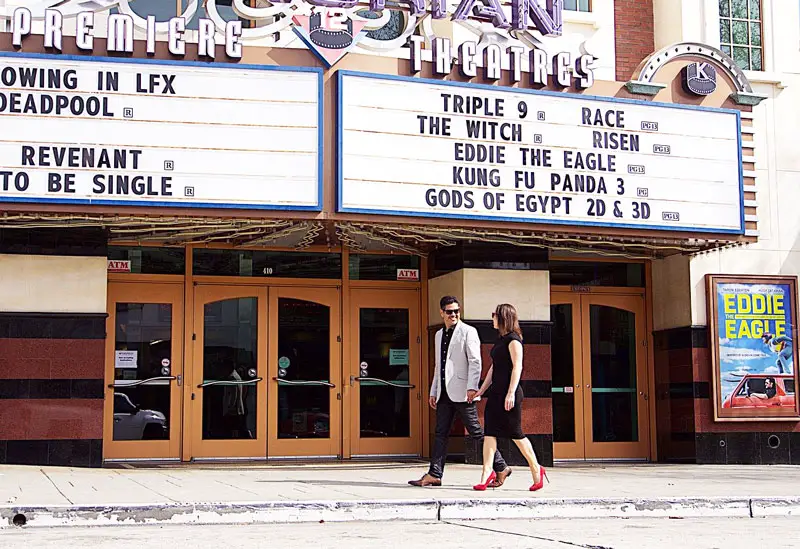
left=409, top=296, right=511, bottom=487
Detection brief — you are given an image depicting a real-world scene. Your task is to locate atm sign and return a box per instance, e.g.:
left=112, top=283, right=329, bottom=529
left=397, top=269, right=420, bottom=281
left=107, top=260, right=132, bottom=273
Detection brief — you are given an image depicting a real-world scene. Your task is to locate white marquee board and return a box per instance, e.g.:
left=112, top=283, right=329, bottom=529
left=337, top=72, right=745, bottom=234
left=0, top=53, right=321, bottom=210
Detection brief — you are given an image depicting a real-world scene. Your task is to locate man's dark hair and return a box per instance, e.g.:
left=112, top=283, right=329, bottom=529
left=440, top=296, right=459, bottom=310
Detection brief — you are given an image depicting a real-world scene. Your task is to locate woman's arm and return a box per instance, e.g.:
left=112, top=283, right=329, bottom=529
left=476, top=366, right=493, bottom=397
left=506, top=339, right=523, bottom=411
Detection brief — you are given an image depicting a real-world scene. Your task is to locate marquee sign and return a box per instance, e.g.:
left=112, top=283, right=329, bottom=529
left=2, top=0, right=565, bottom=56
left=2, top=2, right=595, bottom=83
left=338, top=72, right=745, bottom=234
left=0, top=52, right=322, bottom=210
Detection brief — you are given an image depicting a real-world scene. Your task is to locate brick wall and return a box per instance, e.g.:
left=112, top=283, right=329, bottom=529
left=0, top=229, right=107, bottom=467
left=654, top=326, right=800, bottom=464
left=614, top=0, right=656, bottom=81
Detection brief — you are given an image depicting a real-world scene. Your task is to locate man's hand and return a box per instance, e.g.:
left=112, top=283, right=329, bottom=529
left=429, top=396, right=437, bottom=409
left=466, top=390, right=478, bottom=403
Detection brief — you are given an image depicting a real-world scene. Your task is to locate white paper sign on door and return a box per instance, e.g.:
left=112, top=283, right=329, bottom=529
left=114, top=350, right=138, bottom=369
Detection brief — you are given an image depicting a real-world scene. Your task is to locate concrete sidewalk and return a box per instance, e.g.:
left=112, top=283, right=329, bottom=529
left=1, top=462, right=799, bottom=528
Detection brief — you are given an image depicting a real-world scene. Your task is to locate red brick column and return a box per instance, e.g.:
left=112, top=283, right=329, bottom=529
left=0, top=318, right=106, bottom=466
left=614, top=0, right=655, bottom=81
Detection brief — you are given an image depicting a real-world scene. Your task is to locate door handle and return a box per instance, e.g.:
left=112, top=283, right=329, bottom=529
left=108, top=376, right=176, bottom=388
left=197, top=378, right=263, bottom=388
left=353, top=376, right=416, bottom=389
left=273, top=378, right=335, bottom=388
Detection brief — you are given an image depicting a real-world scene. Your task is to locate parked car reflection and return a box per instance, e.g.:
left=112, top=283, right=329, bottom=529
left=113, top=392, right=168, bottom=440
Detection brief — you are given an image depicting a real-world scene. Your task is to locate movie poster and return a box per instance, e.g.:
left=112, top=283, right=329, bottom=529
left=707, top=275, right=800, bottom=421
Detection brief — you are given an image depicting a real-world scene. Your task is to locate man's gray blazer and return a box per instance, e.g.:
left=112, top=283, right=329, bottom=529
left=430, top=320, right=482, bottom=403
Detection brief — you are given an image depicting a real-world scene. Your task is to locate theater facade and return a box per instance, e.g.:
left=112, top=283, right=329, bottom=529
left=0, top=0, right=790, bottom=468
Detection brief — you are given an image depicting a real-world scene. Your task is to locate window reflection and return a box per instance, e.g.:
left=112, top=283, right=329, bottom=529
left=202, top=298, right=258, bottom=440
left=359, top=308, right=411, bottom=438
left=551, top=304, right=576, bottom=443
left=589, top=305, right=638, bottom=443
left=277, top=298, right=331, bottom=439
left=113, top=303, right=172, bottom=441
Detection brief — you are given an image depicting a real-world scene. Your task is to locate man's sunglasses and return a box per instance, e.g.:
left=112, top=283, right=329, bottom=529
left=443, top=308, right=460, bottom=316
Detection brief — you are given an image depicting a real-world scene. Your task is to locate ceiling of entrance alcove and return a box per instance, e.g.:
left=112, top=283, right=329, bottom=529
left=0, top=214, right=747, bottom=258
left=333, top=222, right=745, bottom=260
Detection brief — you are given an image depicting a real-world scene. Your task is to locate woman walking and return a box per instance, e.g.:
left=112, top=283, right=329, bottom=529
left=473, top=303, right=548, bottom=492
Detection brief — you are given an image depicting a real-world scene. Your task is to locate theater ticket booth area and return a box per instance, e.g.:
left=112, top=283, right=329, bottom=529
left=103, top=247, right=424, bottom=463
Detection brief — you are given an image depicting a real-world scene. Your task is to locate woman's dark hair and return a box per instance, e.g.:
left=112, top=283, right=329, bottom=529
left=495, top=303, right=522, bottom=339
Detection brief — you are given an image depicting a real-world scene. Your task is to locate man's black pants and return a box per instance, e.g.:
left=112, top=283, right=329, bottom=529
left=428, top=391, right=508, bottom=479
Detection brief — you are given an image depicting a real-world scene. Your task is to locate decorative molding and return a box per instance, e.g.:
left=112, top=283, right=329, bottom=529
left=731, top=92, right=770, bottom=106
left=624, top=81, right=666, bottom=96
left=626, top=42, right=768, bottom=106
left=743, top=71, right=789, bottom=90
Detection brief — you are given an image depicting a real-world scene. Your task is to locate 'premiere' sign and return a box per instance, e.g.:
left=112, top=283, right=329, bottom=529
left=0, top=53, right=321, bottom=210
left=337, top=72, right=745, bottom=234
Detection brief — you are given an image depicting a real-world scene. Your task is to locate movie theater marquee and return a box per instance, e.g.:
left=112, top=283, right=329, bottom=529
left=0, top=54, right=322, bottom=210
left=338, top=72, right=745, bottom=235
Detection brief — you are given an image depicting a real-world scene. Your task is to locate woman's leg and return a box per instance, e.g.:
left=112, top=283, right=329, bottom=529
left=481, top=436, right=498, bottom=483
left=511, top=437, right=541, bottom=484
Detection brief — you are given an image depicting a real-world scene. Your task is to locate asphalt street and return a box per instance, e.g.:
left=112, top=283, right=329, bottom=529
left=2, top=517, right=796, bottom=549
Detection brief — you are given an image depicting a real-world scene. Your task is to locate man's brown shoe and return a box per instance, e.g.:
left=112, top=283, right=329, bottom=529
left=408, top=474, right=442, bottom=487
left=492, top=467, right=512, bottom=487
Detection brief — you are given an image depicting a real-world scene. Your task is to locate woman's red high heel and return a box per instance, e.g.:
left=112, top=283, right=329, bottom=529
left=529, top=466, right=549, bottom=492
left=473, top=471, right=497, bottom=491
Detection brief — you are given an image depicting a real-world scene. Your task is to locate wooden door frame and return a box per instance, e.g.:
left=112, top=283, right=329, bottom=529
left=549, top=293, right=586, bottom=460
left=103, top=281, right=184, bottom=461
left=580, top=293, right=650, bottom=460
left=348, top=287, right=422, bottom=457
left=267, top=285, right=342, bottom=458
left=189, top=284, right=268, bottom=460
left=551, top=288, right=652, bottom=461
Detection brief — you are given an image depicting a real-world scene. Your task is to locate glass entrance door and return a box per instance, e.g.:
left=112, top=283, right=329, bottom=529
left=349, top=289, right=421, bottom=457
left=104, top=282, right=184, bottom=460
left=190, top=285, right=267, bottom=459
left=551, top=292, right=650, bottom=460
left=550, top=294, right=585, bottom=460
left=268, top=287, right=341, bottom=458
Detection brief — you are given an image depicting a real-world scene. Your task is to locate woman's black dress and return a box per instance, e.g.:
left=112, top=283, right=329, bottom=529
left=484, top=332, right=525, bottom=440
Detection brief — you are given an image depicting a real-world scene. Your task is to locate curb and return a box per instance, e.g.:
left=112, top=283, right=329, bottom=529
left=3, top=496, right=800, bottom=529
left=0, top=500, right=440, bottom=529
left=439, top=497, right=752, bottom=520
